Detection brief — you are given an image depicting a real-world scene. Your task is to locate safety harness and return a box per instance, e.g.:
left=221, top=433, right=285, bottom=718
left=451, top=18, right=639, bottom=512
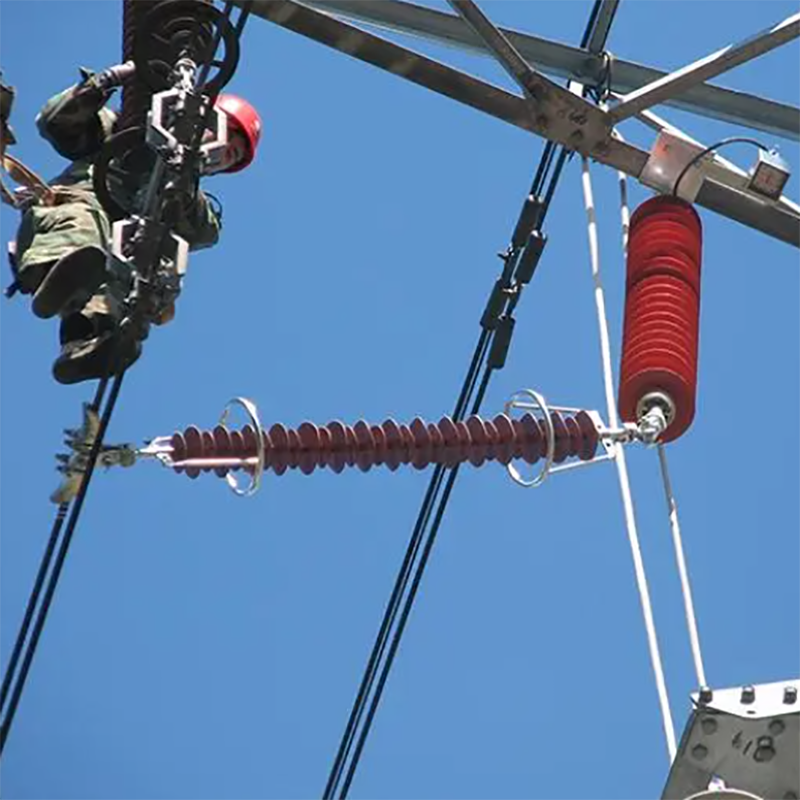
left=1, top=153, right=57, bottom=297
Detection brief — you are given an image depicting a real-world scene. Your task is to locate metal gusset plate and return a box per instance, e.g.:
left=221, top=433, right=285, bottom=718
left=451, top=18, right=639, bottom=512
left=662, top=680, right=799, bottom=800
left=133, top=0, right=240, bottom=95
left=299, top=0, right=800, bottom=142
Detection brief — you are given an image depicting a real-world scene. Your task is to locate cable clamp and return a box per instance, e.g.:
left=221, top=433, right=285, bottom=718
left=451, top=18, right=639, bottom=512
left=51, top=404, right=137, bottom=504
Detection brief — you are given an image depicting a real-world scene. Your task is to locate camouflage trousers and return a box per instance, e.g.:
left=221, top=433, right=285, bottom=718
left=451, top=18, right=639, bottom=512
left=14, top=192, right=124, bottom=323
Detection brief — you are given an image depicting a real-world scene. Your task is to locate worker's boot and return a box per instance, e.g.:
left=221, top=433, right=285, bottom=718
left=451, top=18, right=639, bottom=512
left=32, top=245, right=107, bottom=319
left=52, top=313, right=141, bottom=385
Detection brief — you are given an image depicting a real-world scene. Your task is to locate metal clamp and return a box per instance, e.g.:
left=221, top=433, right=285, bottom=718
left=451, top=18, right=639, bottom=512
left=218, top=397, right=265, bottom=498
left=502, top=389, right=646, bottom=489
left=51, top=404, right=138, bottom=504
left=147, top=87, right=229, bottom=173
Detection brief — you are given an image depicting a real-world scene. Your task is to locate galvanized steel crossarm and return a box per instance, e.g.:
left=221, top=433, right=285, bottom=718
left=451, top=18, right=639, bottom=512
left=298, top=0, right=800, bottom=142
left=245, top=0, right=632, bottom=163
left=608, top=11, right=800, bottom=125
left=239, top=0, right=800, bottom=247
left=248, top=0, right=649, bottom=161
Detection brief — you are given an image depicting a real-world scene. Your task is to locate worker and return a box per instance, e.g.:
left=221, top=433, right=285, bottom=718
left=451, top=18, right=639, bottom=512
left=7, top=62, right=261, bottom=384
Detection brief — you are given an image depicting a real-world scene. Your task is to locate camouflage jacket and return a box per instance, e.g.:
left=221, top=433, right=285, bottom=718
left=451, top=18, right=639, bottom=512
left=35, top=80, right=220, bottom=250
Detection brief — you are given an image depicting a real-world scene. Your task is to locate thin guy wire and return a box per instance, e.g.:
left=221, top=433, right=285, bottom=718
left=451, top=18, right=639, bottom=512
left=657, top=444, right=707, bottom=689
left=581, top=156, right=677, bottom=762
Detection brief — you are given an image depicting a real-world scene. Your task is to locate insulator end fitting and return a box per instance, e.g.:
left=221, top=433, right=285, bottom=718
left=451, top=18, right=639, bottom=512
left=636, top=391, right=676, bottom=444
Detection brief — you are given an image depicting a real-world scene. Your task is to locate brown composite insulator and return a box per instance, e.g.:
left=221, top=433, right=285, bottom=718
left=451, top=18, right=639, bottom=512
left=118, top=0, right=162, bottom=134
left=117, top=0, right=215, bottom=134
left=168, top=412, right=600, bottom=480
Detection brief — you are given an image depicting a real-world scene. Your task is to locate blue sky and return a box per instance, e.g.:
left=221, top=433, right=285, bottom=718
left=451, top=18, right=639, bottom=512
left=1, top=2, right=798, bottom=798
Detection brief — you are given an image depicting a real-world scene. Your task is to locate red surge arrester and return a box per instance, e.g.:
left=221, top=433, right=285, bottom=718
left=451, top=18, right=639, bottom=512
left=618, top=196, right=702, bottom=443
left=168, top=411, right=600, bottom=479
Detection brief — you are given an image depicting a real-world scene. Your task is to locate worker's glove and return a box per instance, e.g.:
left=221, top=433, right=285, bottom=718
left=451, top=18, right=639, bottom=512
left=153, top=301, right=176, bottom=326
left=82, top=61, right=136, bottom=94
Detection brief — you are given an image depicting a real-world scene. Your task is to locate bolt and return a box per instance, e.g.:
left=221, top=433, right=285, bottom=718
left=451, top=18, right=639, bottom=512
left=754, top=746, right=775, bottom=762
left=594, top=141, right=610, bottom=156
left=754, top=737, right=775, bottom=763
left=784, top=686, right=798, bottom=704
left=692, top=744, right=708, bottom=761
left=701, top=717, right=718, bottom=735
left=769, top=719, right=786, bottom=736
left=698, top=686, right=714, bottom=704
left=741, top=685, right=756, bottom=704
left=535, top=114, right=549, bottom=130
left=570, top=130, right=584, bottom=144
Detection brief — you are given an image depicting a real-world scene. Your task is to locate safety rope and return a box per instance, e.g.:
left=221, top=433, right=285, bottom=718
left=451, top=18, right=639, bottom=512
left=0, top=152, right=55, bottom=208
left=580, top=156, right=677, bottom=762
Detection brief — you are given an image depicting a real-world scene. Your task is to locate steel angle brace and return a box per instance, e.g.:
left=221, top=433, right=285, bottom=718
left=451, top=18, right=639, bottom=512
left=608, top=11, right=800, bottom=125
left=240, top=0, right=639, bottom=167
left=244, top=0, right=623, bottom=158
left=298, top=0, right=800, bottom=143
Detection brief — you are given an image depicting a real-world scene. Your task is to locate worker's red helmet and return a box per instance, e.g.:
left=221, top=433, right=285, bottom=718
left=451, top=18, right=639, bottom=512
left=214, top=93, right=262, bottom=173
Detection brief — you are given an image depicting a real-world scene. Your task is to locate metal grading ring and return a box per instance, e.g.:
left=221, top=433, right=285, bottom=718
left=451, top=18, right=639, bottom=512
left=683, top=790, right=764, bottom=800
left=503, top=388, right=556, bottom=488
left=218, top=397, right=265, bottom=498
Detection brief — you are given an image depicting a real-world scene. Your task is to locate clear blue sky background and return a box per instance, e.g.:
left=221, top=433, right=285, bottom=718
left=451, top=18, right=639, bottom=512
left=1, top=2, right=798, bottom=798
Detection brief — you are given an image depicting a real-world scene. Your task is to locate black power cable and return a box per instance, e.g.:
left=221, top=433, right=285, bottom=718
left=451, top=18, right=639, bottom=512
left=672, top=136, right=769, bottom=199
left=322, top=3, right=620, bottom=796
left=322, top=332, right=492, bottom=800
left=327, top=195, right=541, bottom=800
left=0, top=382, right=109, bottom=722
left=0, top=371, right=125, bottom=756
